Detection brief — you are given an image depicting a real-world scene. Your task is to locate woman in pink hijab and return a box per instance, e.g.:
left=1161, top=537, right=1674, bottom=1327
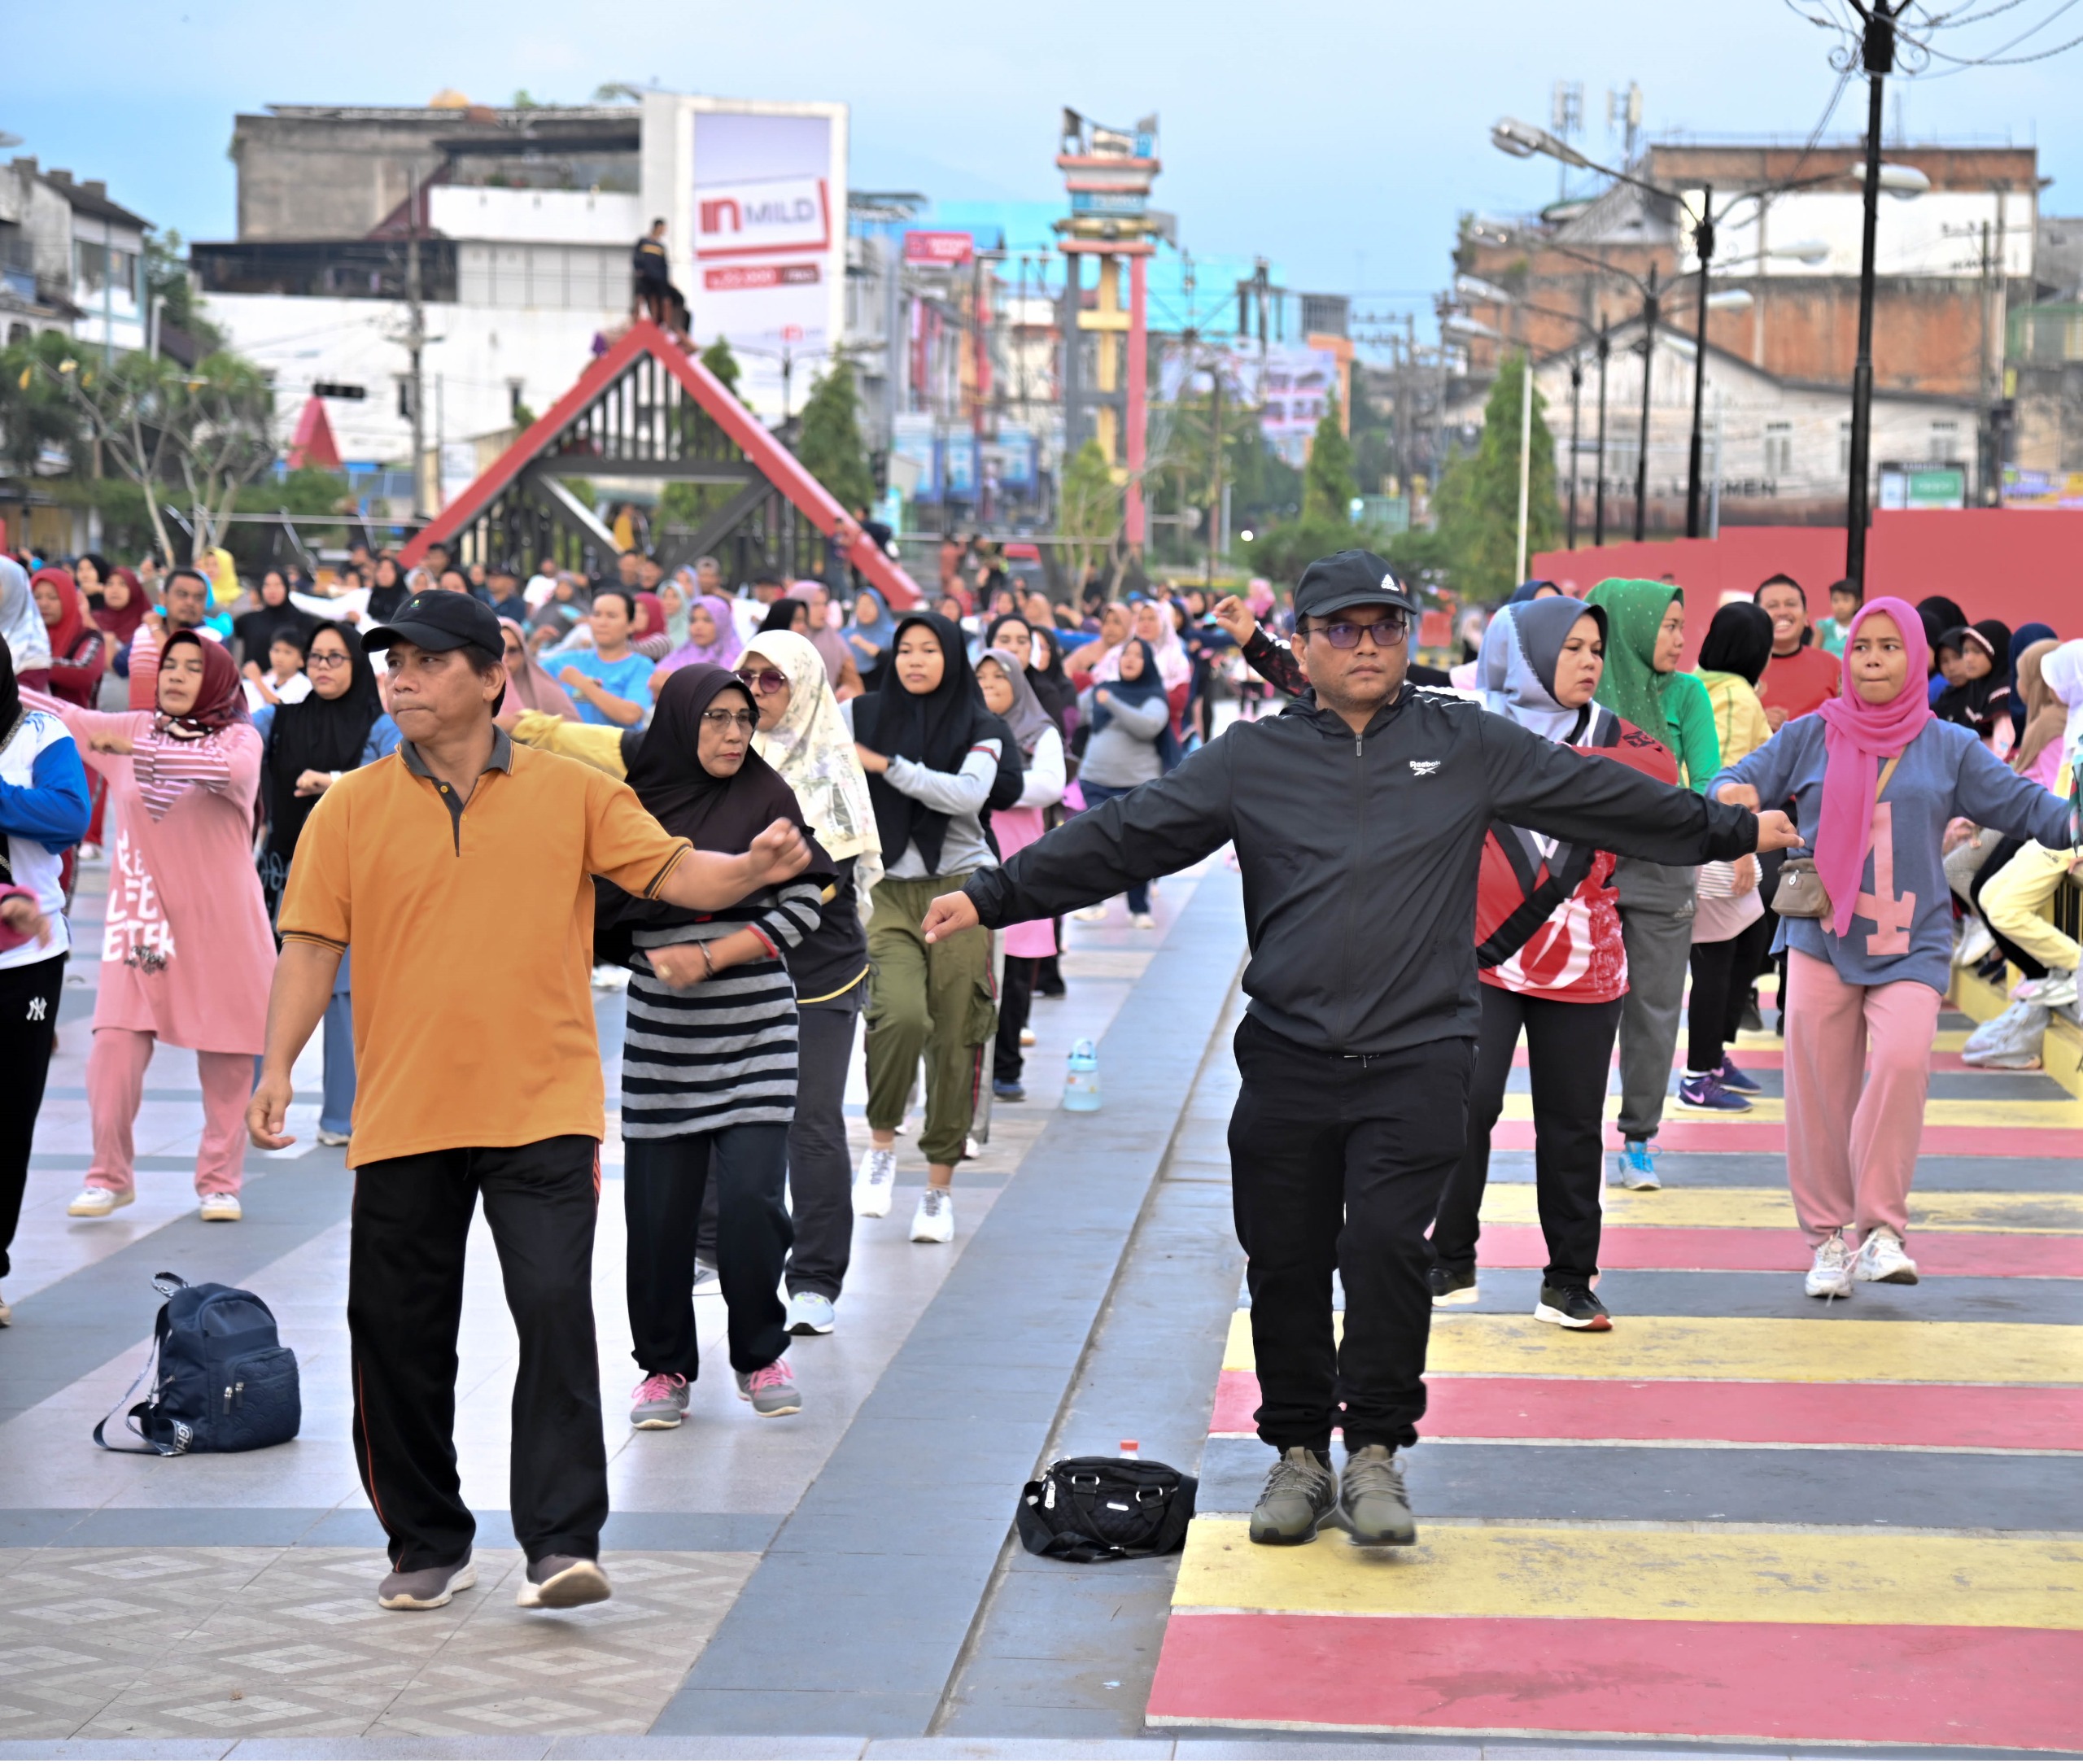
left=1711, top=597, right=2073, bottom=1298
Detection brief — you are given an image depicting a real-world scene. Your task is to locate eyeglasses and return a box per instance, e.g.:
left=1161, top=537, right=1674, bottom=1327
left=307, top=651, right=352, bottom=668
left=700, top=709, right=759, bottom=730
left=734, top=667, right=789, bottom=695
left=1312, top=614, right=1408, bottom=650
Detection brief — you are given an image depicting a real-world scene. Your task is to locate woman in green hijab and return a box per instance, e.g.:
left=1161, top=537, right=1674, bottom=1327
left=1587, top=579, right=1719, bottom=788
left=1583, top=579, right=1723, bottom=1193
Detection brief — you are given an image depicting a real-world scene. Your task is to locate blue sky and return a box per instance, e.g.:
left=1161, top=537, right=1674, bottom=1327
left=7, top=0, right=2076, bottom=336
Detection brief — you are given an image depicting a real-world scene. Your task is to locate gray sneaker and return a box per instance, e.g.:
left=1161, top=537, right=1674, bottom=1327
left=1248, top=1446, right=1337, bottom=1545
left=377, top=1554, right=476, bottom=1610
left=516, top=1555, right=611, bottom=1609
left=1341, top=1443, right=1417, bottom=1546
left=736, top=1357, right=801, bottom=1416
left=629, top=1371, right=689, bottom=1429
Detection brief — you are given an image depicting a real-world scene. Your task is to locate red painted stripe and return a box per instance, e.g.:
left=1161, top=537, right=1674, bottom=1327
left=1147, top=1612, right=2083, bottom=1750
left=1208, top=1369, right=2083, bottom=1450
left=1474, top=1221, right=2083, bottom=1279
left=1487, top=1120, right=2083, bottom=1156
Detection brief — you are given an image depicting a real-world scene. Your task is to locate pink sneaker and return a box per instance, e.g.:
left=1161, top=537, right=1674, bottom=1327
left=629, top=1371, right=689, bottom=1430
left=735, top=1358, right=801, bottom=1417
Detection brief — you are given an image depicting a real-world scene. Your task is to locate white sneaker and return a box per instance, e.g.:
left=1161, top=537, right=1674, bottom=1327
left=0, top=1289, right=11, bottom=1326
left=1805, top=1231, right=1854, bottom=1300
left=910, top=1187, right=954, bottom=1244
left=76, top=842, right=103, bottom=863
left=199, top=1193, right=242, bottom=1222
left=1072, top=903, right=1111, bottom=923
left=591, top=963, right=630, bottom=991
left=1954, top=916, right=1995, bottom=968
left=1019, top=1027, right=1037, bottom=1047
left=1854, top=1225, right=1919, bottom=1286
left=2017, top=968, right=2078, bottom=1009
left=1131, top=912, right=1156, bottom=930
left=784, top=1291, right=836, bottom=1335
left=854, top=1146, right=897, bottom=1217
left=67, top=1187, right=133, bottom=1218
left=317, top=1128, right=352, bottom=1147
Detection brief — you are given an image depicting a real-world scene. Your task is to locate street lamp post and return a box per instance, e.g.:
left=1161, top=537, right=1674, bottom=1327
left=1567, top=351, right=1584, bottom=548
left=1686, top=185, right=1715, bottom=538
left=1594, top=322, right=1610, bottom=546
left=1634, top=267, right=1659, bottom=543
left=1845, top=3, right=1906, bottom=595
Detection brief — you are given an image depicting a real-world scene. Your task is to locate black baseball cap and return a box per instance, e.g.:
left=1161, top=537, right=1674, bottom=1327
left=1292, top=550, right=1418, bottom=622
left=363, top=588, right=504, bottom=659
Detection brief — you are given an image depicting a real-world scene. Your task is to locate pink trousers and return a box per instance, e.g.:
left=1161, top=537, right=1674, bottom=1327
left=1782, top=949, right=1941, bottom=1246
left=85, top=1028, right=251, bottom=1198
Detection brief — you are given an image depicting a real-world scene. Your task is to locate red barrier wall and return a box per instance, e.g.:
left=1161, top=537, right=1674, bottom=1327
left=1531, top=512, right=2083, bottom=666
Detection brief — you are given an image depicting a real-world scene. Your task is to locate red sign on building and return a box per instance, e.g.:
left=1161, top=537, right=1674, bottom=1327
left=904, top=230, right=976, bottom=267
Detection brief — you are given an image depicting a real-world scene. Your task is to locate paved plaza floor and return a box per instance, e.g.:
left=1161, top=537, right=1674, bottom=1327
left=3, top=850, right=2080, bottom=1759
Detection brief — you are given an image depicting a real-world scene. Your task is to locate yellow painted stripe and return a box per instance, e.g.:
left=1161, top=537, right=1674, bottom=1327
left=1478, top=1185, right=2083, bottom=1235
left=1173, top=1517, right=2083, bottom=1629
left=1496, top=1094, right=2083, bottom=1128
left=1219, top=1311, right=2083, bottom=1385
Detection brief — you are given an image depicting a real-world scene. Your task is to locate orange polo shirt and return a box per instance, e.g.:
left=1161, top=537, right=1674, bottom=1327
left=280, top=728, right=689, bottom=1166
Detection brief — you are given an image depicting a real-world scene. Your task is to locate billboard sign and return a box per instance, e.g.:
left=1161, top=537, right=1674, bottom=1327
left=904, top=230, right=976, bottom=267
left=646, top=95, right=849, bottom=423
left=2004, top=467, right=2083, bottom=510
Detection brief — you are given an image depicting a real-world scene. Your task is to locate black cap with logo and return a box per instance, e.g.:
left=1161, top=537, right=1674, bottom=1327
left=363, top=588, right=505, bottom=660
left=1291, top=550, right=1418, bottom=622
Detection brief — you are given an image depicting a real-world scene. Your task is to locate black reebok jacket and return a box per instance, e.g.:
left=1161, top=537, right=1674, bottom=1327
left=964, top=688, right=1758, bottom=1057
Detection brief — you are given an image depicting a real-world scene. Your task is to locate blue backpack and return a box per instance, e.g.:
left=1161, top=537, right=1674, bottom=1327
left=94, top=1272, right=301, bottom=1456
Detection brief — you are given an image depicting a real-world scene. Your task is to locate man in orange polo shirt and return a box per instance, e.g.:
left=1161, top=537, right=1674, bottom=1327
left=247, top=590, right=809, bottom=1614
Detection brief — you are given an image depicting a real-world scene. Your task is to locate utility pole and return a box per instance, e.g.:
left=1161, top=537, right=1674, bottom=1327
left=1634, top=267, right=1659, bottom=543
left=1206, top=363, right=1225, bottom=590
left=1593, top=320, right=1611, bottom=545
left=1513, top=352, right=1533, bottom=585
left=1685, top=183, right=1714, bottom=537
left=1567, top=351, right=1583, bottom=548
left=1845, top=1, right=1906, bottom=594
left=404, top=162, right=428, bottom=521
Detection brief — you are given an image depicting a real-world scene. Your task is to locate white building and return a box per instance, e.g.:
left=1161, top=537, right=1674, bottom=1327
left=0, top=158, right=151, bottom=355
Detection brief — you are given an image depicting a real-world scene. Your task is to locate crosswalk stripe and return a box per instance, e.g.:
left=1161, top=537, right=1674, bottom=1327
left=1471, top=1221, right=2083, bottom=1277
left=1220, top=1310, right=2083, bottom=1384
left=1169, top=1517, right=2083, bottom=1628
left=1478, top=1185, right=2083, bottom=1234
left=1497, top=1094, right=2083, bottom=1126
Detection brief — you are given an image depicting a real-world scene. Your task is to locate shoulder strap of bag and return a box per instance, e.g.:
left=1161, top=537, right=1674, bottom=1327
left=1876, top=752, right=1903, bottom=799
left=91, top=1272, right=190, bottom=1456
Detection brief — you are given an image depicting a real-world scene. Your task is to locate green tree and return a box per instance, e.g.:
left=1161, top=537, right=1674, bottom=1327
left=1430, top=353, right=1560, bottom=603
left=1301, top=386, right=1357, bottom=522
left=701, top=336, right=742, bottom=396
left=1057, top=439, right=1122, bottom=589
left=145, top=229, right=225, bottom=356
left=793, top=355, right=874, bottom=511
left=0, top=331, right=86, bottom=474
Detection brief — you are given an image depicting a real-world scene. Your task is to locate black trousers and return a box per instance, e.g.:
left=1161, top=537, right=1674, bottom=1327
left=626, top=1124, right=791, bottom=1380
left=993, top=955, right=1037, bottom=1084
left=786, top=1000, right=858, bottom=1301
left=1433, top=987, right=1620, bottom=1291
left=1687, top=910, right=1775, bottom=1073
left=347, top=1135, right=605, bottom=1572
left=0, top=953, right=66, bottom=1282
left=1229, top=1014, right=1473, bottom=1454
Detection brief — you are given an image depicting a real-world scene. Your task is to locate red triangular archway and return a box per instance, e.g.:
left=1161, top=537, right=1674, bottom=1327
left=400, top=318, right=920, bottom=608
left=287, top=394, right=343, bottom=472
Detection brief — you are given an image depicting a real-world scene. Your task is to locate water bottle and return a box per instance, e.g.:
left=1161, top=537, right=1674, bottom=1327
left=1063, top=1037, right=1102, bottom=1111
left=1120, top=1439, right=1140, bottom=1461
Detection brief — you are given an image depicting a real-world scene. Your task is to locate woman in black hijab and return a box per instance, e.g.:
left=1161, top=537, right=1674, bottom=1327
left=251, top=621, right=398, bottom=1144
left=1933, top=620, right=2014, bottom=744
left=233, top=569, right=316, bottom=668
left=847, top=610, right=1007, bottom=1242
left=609, top=664, right=833, bottom=1428
left=1915, top=596, right=1969, bottom=677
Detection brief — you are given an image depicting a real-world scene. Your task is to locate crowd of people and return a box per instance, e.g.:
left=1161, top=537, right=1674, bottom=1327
left=3, top=528, right=2073, bottom=1592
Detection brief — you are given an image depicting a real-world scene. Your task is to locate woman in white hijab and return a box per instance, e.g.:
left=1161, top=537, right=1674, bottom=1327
left=738, top=627, right=882, bottom=1334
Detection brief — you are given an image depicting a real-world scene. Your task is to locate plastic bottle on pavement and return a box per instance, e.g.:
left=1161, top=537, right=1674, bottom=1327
left=1064, top=1038, right=1102, bottom=1111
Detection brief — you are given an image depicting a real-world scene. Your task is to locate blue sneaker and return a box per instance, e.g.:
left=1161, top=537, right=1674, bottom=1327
left=1717, top=1057, right=1762, bottom=1094
left=1677, top=1072, right=1753, bottom=1115
left=1611, top=1139, right=1662, bottom=1190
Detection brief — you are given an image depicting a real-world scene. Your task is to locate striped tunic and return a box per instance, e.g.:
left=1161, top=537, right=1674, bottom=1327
left=618, top=878, right=825, bottom=1137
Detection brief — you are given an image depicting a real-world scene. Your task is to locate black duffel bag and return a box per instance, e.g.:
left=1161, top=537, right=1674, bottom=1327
left=1015, top=1455, right=1197, bottom=1563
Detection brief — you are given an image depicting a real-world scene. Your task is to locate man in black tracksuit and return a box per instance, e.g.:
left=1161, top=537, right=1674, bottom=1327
left=921, top=551, right=1797, bottom=1546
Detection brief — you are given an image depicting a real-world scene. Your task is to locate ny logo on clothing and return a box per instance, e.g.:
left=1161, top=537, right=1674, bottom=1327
left=25, top=997, right=47, bottom=1022
left=1855, top=801, right=1916, bottom=956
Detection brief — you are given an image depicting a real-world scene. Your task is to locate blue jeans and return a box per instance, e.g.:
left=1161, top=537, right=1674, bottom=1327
left=321, top=950, right=356, bottom=1137
left=1077, top=780, right=1151, bottom=913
